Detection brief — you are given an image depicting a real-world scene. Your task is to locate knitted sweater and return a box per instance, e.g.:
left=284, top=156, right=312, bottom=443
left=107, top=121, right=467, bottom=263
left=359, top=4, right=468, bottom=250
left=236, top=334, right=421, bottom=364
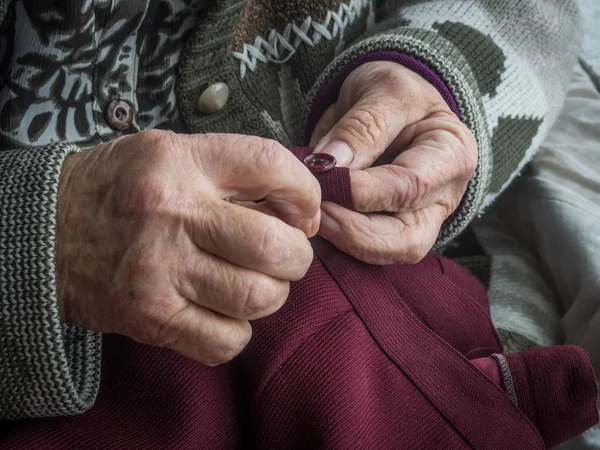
left=0, top=0, right=582, bottom=419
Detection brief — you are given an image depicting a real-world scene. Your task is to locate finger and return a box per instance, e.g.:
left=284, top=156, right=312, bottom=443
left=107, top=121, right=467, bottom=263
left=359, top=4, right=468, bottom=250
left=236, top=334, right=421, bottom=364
left=225, top=199, right=281, bottom=219
left=318, top=201, right=447, bottom=265
left=350, top=114, right=477, bottom=213
left=191, top=134, right=321, bottom=237
left=313, top=61, right=448, bottom=169
left=156, top=301, right=252, bottom=366
left=187, top=199, right=314, bottom=281
left=309, top=103, right=338, bottom=147
left=177, top=245, right=290, bottom=321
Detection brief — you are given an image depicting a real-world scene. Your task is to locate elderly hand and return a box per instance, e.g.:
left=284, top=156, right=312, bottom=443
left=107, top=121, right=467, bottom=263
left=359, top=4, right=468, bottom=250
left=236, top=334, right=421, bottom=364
left=57, top=131, right=320, bottom=365
left=311, top=61, right=478, bottom=265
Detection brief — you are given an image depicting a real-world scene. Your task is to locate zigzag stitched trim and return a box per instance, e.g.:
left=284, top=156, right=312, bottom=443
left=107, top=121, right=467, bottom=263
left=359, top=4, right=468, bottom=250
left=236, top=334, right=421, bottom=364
left=233, top=0, right=371, bottom=78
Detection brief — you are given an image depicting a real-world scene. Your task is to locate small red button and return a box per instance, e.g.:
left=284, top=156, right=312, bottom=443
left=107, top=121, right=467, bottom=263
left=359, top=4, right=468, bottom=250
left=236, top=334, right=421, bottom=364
left=303, top=153, right=336, bottom=173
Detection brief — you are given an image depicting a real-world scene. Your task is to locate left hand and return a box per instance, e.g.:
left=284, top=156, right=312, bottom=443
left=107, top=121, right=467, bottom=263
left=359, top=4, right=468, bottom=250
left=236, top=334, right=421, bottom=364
left=310, top=61, right=478, bottom=265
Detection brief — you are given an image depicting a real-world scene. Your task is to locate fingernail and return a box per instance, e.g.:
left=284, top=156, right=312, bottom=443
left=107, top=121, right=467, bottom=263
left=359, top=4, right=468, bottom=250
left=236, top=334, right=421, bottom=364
left=316, top=140, right=354, bottom=167
left=319, top=209, right=340, bottom=236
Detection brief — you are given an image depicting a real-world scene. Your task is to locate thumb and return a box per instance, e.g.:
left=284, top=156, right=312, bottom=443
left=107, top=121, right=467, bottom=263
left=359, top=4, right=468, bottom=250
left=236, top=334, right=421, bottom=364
left=312, top=61, right=441, bottom=169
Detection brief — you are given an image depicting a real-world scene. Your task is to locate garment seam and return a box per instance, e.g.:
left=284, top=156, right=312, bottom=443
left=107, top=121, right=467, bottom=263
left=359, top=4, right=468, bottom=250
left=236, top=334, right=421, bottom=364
left=232, top=0, right=371, bottom=78
left=313, top=240, right=543, bottom=448
left=491, top=353, right=518, bottom=406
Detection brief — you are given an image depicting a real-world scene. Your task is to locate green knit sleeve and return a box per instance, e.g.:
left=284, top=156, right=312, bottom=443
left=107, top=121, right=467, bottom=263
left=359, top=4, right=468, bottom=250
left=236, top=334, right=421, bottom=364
left=0, top=144, right=102, bottom=419
left=306, top=0, right=582, bottom=247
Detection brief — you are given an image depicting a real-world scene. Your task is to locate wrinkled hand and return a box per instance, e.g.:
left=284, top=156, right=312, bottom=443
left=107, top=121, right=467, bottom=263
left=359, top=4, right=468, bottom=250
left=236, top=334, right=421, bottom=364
left=57, top=131, right=320, bottom=365
left=311, top=61, right=478, bottom=264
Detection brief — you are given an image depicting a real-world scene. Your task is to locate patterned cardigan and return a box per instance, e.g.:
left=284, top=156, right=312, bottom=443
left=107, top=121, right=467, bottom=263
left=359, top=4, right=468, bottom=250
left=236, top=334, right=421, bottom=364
left=0, top=0, right=582, bottom=419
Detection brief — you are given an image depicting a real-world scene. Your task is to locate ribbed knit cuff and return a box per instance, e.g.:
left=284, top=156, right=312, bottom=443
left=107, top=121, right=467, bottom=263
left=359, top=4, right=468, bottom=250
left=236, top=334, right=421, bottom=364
left=0, top=144, right=102, bottom=419
left=504, top=346, right=599, bottom=449
left=305, top=27, right=491, bottom=247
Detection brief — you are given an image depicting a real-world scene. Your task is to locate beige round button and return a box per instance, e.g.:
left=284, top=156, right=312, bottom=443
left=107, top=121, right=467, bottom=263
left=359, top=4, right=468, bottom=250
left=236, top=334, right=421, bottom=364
left=197, top=82, right=229, bottom=115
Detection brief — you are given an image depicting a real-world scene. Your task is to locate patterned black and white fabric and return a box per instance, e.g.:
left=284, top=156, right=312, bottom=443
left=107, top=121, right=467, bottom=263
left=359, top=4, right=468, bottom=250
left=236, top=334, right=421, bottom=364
left=0, top=0, right=208, bottom=149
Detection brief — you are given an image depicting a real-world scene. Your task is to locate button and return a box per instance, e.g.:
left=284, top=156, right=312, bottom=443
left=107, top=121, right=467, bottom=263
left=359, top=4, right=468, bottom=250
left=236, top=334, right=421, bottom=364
left=105, top=100, right=133, bottom=131
left=198, top=82, right=229, bottom=115
left=303, top=153, right=337, bottom=173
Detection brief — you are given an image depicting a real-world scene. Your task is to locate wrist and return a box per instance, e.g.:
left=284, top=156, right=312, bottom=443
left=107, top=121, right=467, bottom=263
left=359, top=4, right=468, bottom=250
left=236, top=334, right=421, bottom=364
left=56, top=151, right=84, bottom=324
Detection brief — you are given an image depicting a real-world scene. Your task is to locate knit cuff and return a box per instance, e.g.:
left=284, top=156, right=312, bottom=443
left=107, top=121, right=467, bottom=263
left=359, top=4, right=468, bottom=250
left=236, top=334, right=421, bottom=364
left=305, top=27, right=491, bottom=247
left=504, top=346, right=599, bottom=449
left=0, top=144, right=102, bottom=419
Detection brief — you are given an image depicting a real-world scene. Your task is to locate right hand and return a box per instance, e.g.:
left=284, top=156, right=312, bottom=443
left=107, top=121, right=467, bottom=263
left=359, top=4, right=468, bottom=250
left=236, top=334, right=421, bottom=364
left=56, top=130, right=320, bottom=365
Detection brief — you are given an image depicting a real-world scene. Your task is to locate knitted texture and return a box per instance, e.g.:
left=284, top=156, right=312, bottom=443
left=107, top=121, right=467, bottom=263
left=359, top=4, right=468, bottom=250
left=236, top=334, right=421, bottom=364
left=178, top=0, right=581, bottom=248
left=0, top=0, right=584, bottom=420
left=304, top=1, right=581, bottom=246
left=1, top=146, right=597, bottom=447
left=0, top=144, right=102, bottom=419
left=2, top=243, right=596, bottom=448
left=505, top=346, right=600, bottom=449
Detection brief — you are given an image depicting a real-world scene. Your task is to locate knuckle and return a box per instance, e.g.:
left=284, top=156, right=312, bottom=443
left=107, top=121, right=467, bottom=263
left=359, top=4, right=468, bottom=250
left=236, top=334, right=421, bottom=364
left=255, top=221, right=286, bottom=266
left=414, top=171, right=434, bottom=205
left=254, top=221, right=312, bottom=279
left=240, top=276, right=282, bottom=317
left=140, top=302, right=185, bottom=348
left=253, top=138, right=288, bottom=175
left=397, top=166, right=431, bottom=209
left=338, top=106, right=387, bottom=148
left=209, top=323, right=251, bottom=364
left=294, top=239, right=314, bottom=277
left=118, top=243, right=162, bottom=290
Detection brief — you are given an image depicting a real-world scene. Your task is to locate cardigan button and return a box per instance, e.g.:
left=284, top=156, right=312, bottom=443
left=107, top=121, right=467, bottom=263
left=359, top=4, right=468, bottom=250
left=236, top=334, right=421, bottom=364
left=105, top=100, right=133, bottom=131
left=198, top=82, right=229, bottom=115
left=303, top=153, right=337, bottom=173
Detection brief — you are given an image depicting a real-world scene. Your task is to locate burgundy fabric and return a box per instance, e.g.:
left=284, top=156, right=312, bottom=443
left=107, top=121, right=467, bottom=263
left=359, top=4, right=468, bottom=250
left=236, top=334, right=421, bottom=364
left=505, top=346, right=600, bottom=449
left=471, top=358, right=502, bottom=388
left=312, top=238, right=543, bottom=449
left=2, top=148, right=598, bottom=449
left=305, top=52, right=461, bottom=144
left=292, top=146, right=354, bottom=210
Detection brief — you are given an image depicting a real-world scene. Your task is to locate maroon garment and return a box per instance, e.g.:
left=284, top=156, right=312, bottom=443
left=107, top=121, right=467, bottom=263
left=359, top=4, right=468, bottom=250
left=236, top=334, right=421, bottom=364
left=1, top=148, right=597, bottom=449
